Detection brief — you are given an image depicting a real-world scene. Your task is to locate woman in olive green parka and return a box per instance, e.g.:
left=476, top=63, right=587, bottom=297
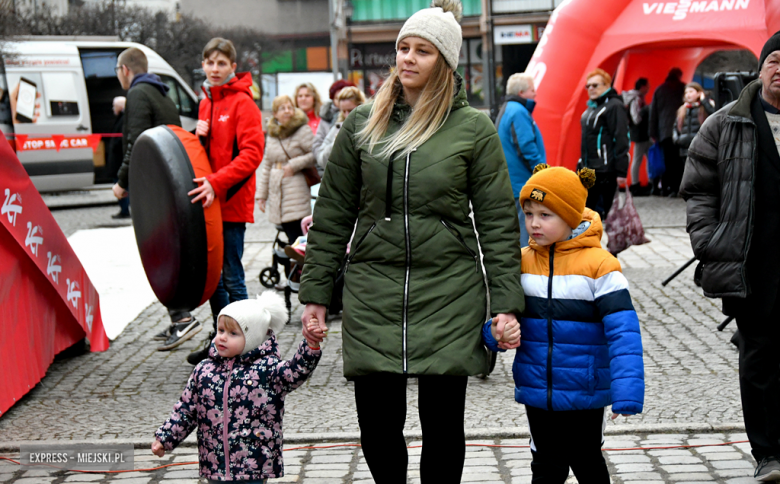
left=298, top=0, right=524, bottom=482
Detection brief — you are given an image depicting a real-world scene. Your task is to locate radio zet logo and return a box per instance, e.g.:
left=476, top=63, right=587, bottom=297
left=47, top=252, right=62, bottom=284
left=2, top=188, right=22, bottom=226
left=25, top=222, right=43, bottom=256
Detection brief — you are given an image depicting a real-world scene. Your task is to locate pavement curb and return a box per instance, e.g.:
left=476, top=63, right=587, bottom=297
left=0, top=422, right=745, bottom=452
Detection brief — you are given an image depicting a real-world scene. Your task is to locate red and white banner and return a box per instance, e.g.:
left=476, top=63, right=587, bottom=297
left=5, top=133, right=121, bottom=153
left=0, top=138, right=108, bottom=417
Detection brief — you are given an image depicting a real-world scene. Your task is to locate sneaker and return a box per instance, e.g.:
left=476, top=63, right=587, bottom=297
left=187, top=334, right=214, bottom=365
left=153, top=324, right=174, bottom=341
left=111, top=211, right=131, bottom=219
left=157, top=319, right=202, bottom=351
left=756, top=457, right=780, bottom=481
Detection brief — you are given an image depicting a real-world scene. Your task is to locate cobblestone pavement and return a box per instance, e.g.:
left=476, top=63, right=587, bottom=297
left=0, top=191, right=753, bottom=482
left=0, top=432, right=762, bottom=483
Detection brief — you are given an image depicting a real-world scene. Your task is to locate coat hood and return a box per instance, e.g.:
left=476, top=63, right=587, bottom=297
left=505, top=95, right=536, bottom=114
left=528, top=208, right=603, bottom=255
left=622, top=89, right=640, bottom=107
left=728, top=78, right=761, bottom=120
left=130, top=73, right=169, bottom=96
left=320, top=100, right=338, bottom=122
left=587, top=87, right=620, bottom=108
left=268, top=107, right=309, bottom=139
left=201, top=71, right=253, bottom=100
left=391, top=72, right=469, bottom=123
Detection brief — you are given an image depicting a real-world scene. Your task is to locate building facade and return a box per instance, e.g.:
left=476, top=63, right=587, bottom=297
left=343, top=0, right=562, bottom=113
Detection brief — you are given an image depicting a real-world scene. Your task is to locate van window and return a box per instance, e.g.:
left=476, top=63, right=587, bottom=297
left=81, top=51, right=119, bottom=79
left=160, top=75, right=196, bottom=118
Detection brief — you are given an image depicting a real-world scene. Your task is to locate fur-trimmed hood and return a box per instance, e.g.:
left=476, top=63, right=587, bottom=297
left=268, top=108, right=309, bottom=139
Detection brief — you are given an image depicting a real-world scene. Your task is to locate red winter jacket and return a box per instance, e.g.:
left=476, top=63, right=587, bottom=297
left=200, top=72, right=264, bottom=223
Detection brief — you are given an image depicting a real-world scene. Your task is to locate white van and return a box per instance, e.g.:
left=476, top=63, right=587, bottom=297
left=1, top=37, right=200, bottom=192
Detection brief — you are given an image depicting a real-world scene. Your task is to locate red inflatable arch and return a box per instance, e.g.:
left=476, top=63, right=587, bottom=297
left=529, top=0, right=780, bottom=172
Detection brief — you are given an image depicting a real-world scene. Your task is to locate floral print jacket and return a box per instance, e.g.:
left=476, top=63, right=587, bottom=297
left=155, top=335, right=321, bottom=481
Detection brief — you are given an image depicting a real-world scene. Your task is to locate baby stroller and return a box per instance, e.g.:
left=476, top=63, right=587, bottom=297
left=258, top=219, right=310, bottom=322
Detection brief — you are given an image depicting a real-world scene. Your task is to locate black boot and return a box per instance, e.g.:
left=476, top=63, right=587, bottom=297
left=186, top=332, right=214, bottom=365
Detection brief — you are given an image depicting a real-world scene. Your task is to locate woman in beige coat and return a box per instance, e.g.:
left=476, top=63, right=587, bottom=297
left=257, top=95, right=316, bottom=257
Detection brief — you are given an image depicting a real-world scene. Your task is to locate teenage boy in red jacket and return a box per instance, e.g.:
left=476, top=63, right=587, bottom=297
left=187, top=38, right=265, bottom=364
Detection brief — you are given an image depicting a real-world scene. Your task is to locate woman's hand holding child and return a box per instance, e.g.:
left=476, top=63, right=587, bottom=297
left=491, top=314, right=521, bottom=350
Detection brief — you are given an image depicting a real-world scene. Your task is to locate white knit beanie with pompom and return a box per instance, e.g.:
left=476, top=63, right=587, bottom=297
left=396, top=0, right=463, bottom=71
left=218, top=291, right=288, bottom=356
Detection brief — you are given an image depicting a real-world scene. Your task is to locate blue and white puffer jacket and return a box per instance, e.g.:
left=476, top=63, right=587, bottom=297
left=484, top=209, right=644, bottom=414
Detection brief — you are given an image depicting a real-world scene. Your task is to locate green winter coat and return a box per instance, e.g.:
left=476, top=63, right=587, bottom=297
left=299, top=80, right=524, bottom=377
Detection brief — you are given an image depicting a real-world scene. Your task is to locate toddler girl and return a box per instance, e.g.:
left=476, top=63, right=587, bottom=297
left=151, top=291, right=321, bottom=482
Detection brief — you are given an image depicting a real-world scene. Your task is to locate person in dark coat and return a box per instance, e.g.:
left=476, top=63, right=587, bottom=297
left=649, top=67, right=685, bottom=196
left=622, top=78, right=651, bottom=196
left=106, top=96, right=129, bottom=219
left=111, top=47, right=200, bottom=350
left=112, top=47, right=182, bottom=200
left=579, top=68, right=630, bottom=221
left=679, top=31, right=780, bottom=482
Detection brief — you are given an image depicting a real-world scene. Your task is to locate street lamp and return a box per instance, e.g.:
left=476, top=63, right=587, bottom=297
left=344, top=0, right=354, bottom=81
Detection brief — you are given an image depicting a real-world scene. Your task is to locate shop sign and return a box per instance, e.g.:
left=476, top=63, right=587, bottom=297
left=494, top=25, right=534, bottom=45
left=350, top=43, right=396, bottom=69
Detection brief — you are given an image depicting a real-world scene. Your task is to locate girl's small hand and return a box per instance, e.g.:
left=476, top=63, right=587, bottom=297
left=283, top=166, right=295, bottom=178
left=305, top=317, right=323, bottom=349
left=151, top=440, right=165, bottom=457
left=258, top=199, right=266, bottom=213
left=302, top=304, right=327, bottom=344
left=611, top=413, right=631, bottom=420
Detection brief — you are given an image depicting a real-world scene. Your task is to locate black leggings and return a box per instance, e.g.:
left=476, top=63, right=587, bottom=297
left=353, top=373, right=468, bottom=484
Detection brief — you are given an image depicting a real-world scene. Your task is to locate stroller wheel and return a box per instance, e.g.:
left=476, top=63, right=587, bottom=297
left=259, top=267, right=281, bottom=288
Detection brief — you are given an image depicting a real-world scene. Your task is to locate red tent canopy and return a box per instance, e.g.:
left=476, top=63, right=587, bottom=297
left=529, top=0, right=780, bottom=170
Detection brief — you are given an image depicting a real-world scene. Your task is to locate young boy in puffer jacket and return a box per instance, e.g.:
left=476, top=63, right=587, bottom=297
left=152, top=291, right=321, bottom=482
left=483, top=164, right=644, bottom=484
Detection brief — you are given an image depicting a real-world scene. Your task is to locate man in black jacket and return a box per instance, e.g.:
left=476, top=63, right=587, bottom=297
left=111, top=47, right=181, bottom=200
left=110, top=47, right=201, bottom=351
left=649, top=67, right=685, bottom=196
left=580, top=68, right=630, bottom=221
left=680, top=32, right=780, bottom=482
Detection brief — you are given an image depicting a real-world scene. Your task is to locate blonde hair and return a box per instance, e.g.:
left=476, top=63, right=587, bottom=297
left=218, top=314, right=242, bottom=333
left=293, top=83, right=322, bottom=115
left=356, top=55, right=455, bottom=160
left=506, top=73, right=534, bottom=96
left=335, top=86, right=366, bottom=105
left=272, top=95, right=294, bottom=113
left=336, top=86, right=366, bottom=122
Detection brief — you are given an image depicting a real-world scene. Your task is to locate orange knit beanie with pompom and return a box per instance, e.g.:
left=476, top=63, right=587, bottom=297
left=518, top=164, right=596, bottom=229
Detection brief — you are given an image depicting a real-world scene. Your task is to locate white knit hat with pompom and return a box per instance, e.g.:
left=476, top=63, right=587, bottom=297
left=396, top=0, right=463, bottom=71
left=218, top=291, right=288, bottom=356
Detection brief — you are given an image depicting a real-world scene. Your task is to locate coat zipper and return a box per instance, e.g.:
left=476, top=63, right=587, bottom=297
left=222, top=359, right=235, bottom=479
left=343, top=222, right=377, bottom=274
left=440, top=219, right=479, bottom=273
left=546, top=244, right=555, bottom=411
left=402, top=149, right=415, bottom=373
left=743, top=122, right=757, bottom=293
